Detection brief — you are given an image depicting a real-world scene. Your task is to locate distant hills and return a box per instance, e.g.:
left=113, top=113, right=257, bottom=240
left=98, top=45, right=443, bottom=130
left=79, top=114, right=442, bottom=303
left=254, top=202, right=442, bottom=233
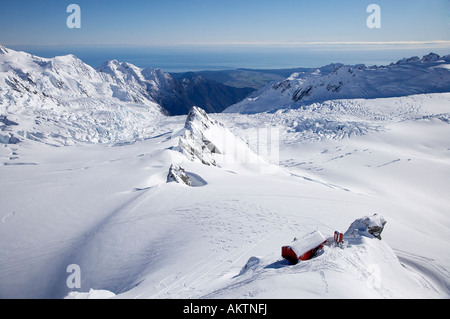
left=224, top=53, right=450, bottom=114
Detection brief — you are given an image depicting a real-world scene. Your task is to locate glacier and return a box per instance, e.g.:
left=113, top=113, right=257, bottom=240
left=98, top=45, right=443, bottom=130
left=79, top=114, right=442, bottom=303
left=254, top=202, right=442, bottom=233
left=0, top=46, right=449, bottom=299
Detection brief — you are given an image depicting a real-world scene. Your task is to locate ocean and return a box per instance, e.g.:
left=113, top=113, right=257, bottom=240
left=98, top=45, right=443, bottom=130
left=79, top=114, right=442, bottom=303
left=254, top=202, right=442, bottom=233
left=9, top=45, right=449, bottom=73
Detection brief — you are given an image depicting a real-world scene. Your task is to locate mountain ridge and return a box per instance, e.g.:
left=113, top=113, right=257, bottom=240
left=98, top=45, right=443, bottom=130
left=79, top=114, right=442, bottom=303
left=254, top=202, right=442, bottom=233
left=224, top=52, right=450, bottom=114
left=0, top=45, right=254, bottom=117
left=0, top=45, right=255, bottom=144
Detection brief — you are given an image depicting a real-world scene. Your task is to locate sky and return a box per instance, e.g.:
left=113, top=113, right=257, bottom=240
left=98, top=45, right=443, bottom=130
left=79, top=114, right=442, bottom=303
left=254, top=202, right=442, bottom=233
left=0, top=0, right=449, bottom=47
left=0, top=0, right=449, bottom=71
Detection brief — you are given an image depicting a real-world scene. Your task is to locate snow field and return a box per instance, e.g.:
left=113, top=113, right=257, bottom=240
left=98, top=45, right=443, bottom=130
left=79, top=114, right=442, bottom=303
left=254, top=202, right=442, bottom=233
left=2, top=46, right=449, bottom=299
left=1, top=92, right=449, bottom=299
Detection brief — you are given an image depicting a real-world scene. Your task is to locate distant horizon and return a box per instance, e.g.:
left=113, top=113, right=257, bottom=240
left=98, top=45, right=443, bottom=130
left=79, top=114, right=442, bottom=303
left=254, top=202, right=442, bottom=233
left=2, top=1, right=449, bottom=44
left=1, top=0, right=449, bottom=72
left=4, top=42, right=450, bottom=73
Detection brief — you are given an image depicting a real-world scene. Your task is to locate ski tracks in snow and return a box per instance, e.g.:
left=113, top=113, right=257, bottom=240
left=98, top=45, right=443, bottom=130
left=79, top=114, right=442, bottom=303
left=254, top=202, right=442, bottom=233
left=394, top=249, right=450, bottom=296
left=145, top=199, right=287, bottom=298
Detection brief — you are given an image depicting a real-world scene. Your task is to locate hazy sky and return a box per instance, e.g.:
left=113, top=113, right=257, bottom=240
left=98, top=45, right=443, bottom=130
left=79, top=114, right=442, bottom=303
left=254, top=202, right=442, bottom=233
left=0, top=0, right=449, bottom=49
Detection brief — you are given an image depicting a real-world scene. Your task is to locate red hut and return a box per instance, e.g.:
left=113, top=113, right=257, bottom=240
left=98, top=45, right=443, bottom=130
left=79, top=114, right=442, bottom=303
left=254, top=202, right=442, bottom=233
left=282, top=230, right=327, bottom=264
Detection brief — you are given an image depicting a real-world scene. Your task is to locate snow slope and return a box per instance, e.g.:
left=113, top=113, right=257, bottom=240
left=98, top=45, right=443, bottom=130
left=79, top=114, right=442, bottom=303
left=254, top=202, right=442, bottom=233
left=225, top=53, right=450, bottom=114
left=1, top=91, right=449, bottom=299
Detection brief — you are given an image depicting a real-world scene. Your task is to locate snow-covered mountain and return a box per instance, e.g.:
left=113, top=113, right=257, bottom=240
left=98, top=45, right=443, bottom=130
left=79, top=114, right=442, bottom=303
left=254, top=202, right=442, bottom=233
left=96, top=58, right=254, bottom=116
left=0, top=45, right=168, bottom=145
left=0, top=46, right=253, bottom=145
left=1, top=46, right=449, bottom=300
left=0, top=45, right=166, bottom=109
left=225, top=53, right=450, bottom=114
left=96, top=59, right=173, bottom=105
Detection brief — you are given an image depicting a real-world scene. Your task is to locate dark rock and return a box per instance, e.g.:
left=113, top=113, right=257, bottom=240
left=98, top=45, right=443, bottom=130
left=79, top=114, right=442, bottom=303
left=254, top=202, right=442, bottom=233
left=166, top=164, right=192, bottom=186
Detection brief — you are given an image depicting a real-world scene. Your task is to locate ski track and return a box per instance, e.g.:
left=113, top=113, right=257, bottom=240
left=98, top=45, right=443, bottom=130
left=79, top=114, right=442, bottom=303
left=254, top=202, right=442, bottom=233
left=394, top=249, right=450, bottom=296
left=1, top=68, right=449, bottom=300
left=139, top=200, right=287, bottom=298
left=199, top=240, right=389, bottom=299
left=140, top=197, right=352, bottom=299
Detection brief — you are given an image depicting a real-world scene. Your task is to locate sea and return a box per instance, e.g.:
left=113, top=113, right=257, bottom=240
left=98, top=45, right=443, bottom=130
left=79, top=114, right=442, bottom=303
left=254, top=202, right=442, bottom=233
left=9, top=44, right=449, bottom=73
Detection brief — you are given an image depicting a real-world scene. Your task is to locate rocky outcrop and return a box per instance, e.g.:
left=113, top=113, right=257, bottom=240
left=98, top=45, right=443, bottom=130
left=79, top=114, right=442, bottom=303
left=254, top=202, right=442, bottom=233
left=344, top=214, right=387, bottom=240
left=178, top=106, right=223, bottom=166
left=166, top=164, right=192, bottom=186
left=177, top=106, right=266, bottom=167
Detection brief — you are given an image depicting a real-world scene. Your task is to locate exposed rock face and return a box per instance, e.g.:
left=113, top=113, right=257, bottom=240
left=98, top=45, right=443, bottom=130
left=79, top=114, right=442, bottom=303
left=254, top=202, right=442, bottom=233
left=344, top=214, right=387, bottom=240
left=166, top=164, right=192, bottom=186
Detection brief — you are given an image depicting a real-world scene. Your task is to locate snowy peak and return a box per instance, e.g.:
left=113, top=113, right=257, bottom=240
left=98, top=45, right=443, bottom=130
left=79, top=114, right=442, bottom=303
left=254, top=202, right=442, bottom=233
left=184, top=105, right=217, bottom=131
left=0, top=46, right=170, bottom=114
left=0, top=46, right=165, bottom=108
left=0, top=46, right=166, bottom=145
left=97, top=59, right=121, bottom=75
left=420, top=52, right=442, bottom=63
left=97, top=59, right=176, bottom=104
left=98, top=59, right=145, bottom=81
left=97, top=59, right=170, bottom=86
left=225, top=53, right=450, bottom=114
left=392, top=52, right=443, bottom=65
